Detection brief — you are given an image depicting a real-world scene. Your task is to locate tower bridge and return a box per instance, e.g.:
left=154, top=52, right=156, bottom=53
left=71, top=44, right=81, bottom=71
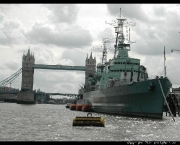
left=0, top=48, right=96, bottom=104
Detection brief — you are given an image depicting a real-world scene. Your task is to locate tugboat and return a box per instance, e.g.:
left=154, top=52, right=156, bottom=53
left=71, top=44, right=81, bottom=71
left=76, top=8, right=172, bottom=119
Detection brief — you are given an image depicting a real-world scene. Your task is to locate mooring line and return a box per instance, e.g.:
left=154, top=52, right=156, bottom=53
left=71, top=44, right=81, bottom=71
left=158, top=79, right=175, bottom=122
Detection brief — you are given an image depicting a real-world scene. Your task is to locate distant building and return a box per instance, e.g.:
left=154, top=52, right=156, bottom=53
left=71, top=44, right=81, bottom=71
left=48, top=99, right=55, bottom=104
left=62, top=98, right=67, bottom=103
left=34, top=88, right=50, bottom=103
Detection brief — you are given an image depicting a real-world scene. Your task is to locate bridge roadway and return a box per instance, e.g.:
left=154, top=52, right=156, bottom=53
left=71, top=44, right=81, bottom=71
left=33, top=64, right=86, bottom=71
left=0, top=64, right=85, bottom=96
left=0, top=91, right=78, bottom=96
left=36, top=92, right=78, bottom=96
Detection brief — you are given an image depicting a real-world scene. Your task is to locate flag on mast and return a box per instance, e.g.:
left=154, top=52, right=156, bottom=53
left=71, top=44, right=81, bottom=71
left=164, top=46, right=166, bottom=77
left=164, top=46, right=166, bottom=61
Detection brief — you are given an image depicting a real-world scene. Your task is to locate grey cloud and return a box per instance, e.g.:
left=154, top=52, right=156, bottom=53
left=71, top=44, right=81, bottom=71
left=97, top=27, right=114, bottom=42
left=25, top=21, right=92, bottom=48
left=133, top=13, right=180, bottom=56
left=0, top=4, right=20, bottom=14
left=60, top=48, right=86, bottom=66
left=0, top=31, right=6, bottom=39
left=0, top=19, right=25, bottom=45
left=5, top=60, right=19, bottom=70
left=152, top=5, right=166, bottom=17
left=3, top=19, right=20, bottom=29
left=0, top=13, right=5, bottom=22
left=44, top=4, right=78, bottom=24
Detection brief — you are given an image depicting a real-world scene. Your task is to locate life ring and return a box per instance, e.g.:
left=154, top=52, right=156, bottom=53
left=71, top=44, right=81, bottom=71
left=87, top=112, right=92, bottom=117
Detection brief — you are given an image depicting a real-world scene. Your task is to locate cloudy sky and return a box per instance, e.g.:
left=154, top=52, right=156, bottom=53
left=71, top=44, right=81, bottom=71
left=0, top=4, right=180, bottom=98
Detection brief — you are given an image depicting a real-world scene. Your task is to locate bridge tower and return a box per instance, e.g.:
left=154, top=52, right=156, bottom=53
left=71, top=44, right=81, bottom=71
left=85, top=52, right=96, bottom=92
left=17, top=48, right=35, bottom=104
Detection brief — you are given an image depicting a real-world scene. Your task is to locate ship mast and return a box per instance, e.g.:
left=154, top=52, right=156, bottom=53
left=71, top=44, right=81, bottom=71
left=102, top=38, right=108, bottom=64
left=101, top=38, right=114, bottom=64
left=106, top=8, right=135, bottom=58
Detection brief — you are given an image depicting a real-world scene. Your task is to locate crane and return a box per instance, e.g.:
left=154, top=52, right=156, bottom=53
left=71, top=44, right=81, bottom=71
left=171, top=32, right=180, bottom=53
left=171, top=49, right=180, bottom=53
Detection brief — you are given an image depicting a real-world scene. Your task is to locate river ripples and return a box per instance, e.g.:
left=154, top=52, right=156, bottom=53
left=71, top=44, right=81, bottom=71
left=0, top=103, right=179, bottom=141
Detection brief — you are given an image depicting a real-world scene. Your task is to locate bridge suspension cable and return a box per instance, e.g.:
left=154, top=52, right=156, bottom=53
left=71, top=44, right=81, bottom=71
left=0, top=68, right=22, bottom=88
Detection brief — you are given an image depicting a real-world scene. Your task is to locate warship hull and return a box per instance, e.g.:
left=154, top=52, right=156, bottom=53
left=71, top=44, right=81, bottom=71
left=82, top=78, right=171, bottom=119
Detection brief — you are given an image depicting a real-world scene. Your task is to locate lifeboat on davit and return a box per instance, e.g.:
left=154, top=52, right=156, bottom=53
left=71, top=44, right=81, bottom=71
left=76, top=104, right=83, bottom=111
left=82, top=104, right=92, bottom=112
left=70, top=104, right=76, bottom=110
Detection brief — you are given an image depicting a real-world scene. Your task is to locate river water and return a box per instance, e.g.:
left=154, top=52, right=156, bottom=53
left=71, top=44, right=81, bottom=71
left=0, top=103, right=179, bottom=142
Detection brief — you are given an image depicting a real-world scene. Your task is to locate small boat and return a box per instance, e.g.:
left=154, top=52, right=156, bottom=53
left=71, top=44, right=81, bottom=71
left=65, top=103, right=71, bottom=108
left=72, top=113, right=105, bottom=127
